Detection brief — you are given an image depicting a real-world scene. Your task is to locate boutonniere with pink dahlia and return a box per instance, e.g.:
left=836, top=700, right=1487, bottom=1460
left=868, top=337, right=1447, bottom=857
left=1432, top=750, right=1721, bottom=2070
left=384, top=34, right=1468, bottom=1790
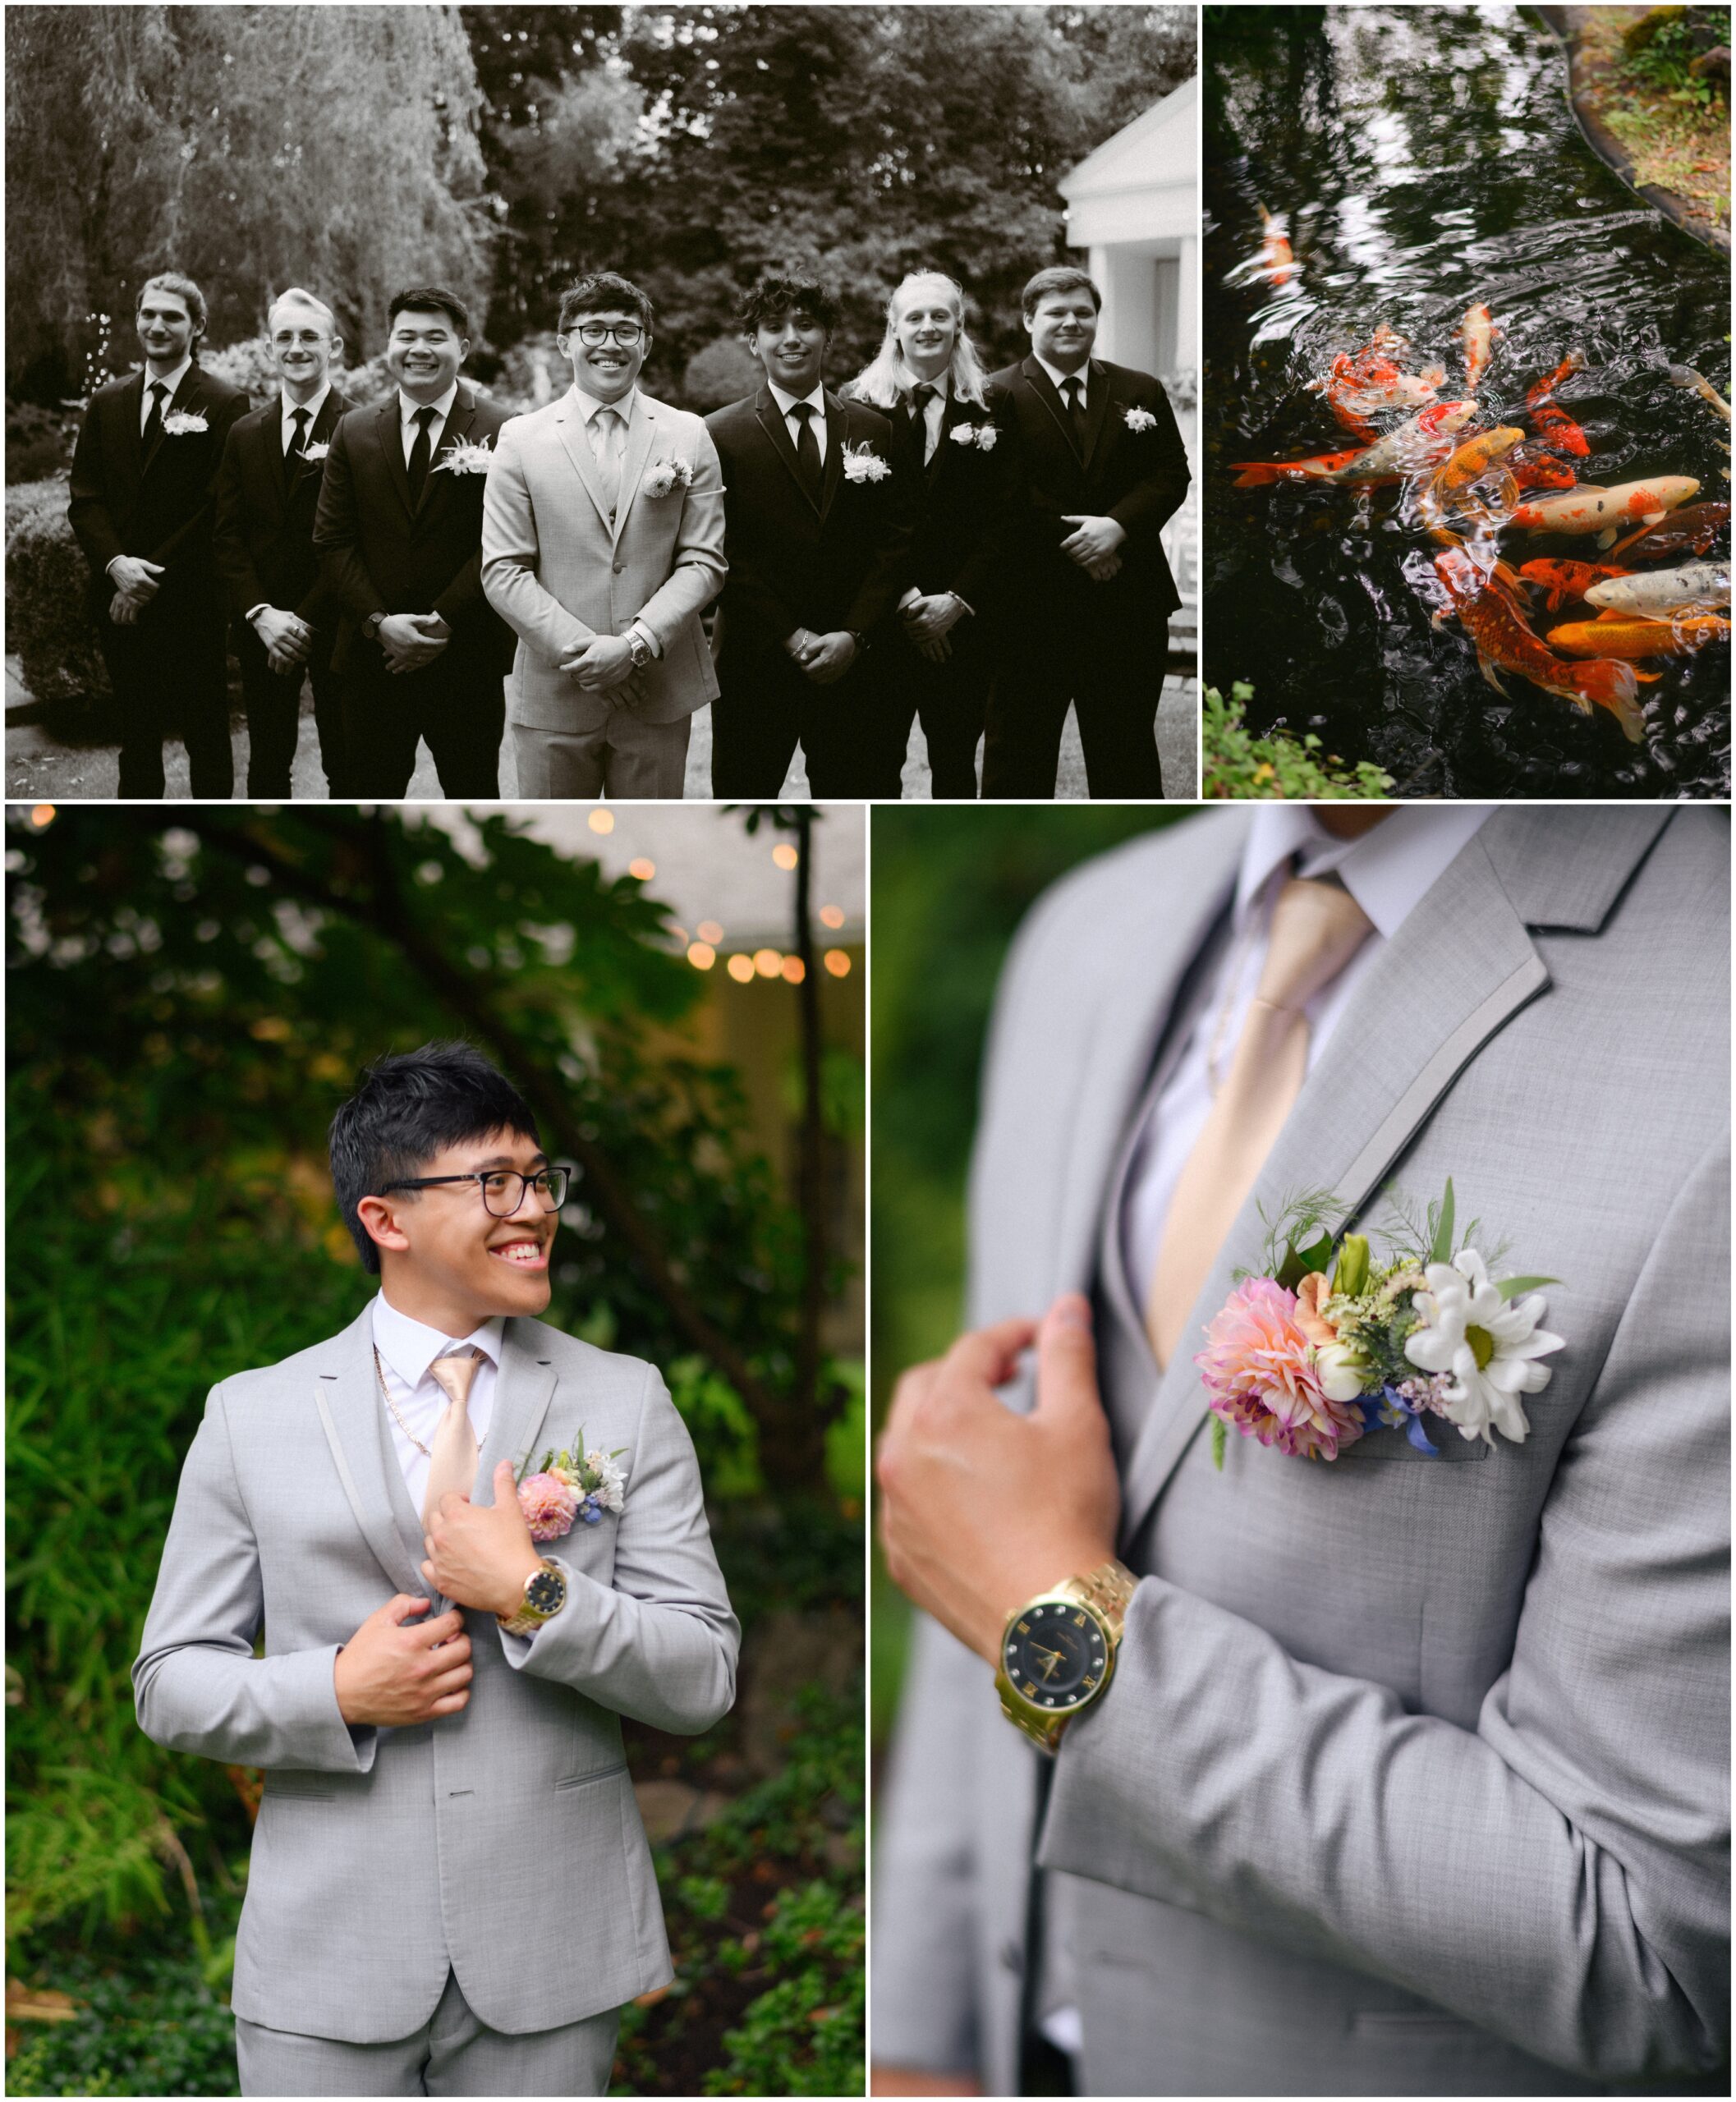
left=949, top=421, right=999, bottom=451
left=162, top=410, right=209, bottom=436
left=1196, top=1180, right=1564, bottom=1466
left=1123, top=406, right=1159, bottom=433
left=434, top=437, right=494, bottom=475
left=840, top=440, right=891, bottom=483
left=515, top=1435, right=627, bottom=1540
left=641, top=455, right=696, bottom=499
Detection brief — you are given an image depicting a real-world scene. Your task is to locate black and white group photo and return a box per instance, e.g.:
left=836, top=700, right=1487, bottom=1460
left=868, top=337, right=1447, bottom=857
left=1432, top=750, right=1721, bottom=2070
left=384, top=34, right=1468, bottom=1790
left=5, top=3, right=1200, bottom=802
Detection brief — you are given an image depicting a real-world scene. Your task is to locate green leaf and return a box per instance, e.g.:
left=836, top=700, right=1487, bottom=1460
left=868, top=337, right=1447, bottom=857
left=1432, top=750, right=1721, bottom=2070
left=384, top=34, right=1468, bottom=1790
left=1210, top=1415, right=1227, bottom=1471
left=1430, top=1178, right=1456, bottom=1266
left=1495, top=1274, right=1559, bottom=1300
left=1296, top=1231, right=1334, bottom=1278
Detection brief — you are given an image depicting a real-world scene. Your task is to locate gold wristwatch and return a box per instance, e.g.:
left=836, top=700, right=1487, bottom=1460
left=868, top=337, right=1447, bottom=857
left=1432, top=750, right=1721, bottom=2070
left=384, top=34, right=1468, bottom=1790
left=498, top=1558, right=568, bottom=1636
left=994, top=1558, right=1137, bottom=1751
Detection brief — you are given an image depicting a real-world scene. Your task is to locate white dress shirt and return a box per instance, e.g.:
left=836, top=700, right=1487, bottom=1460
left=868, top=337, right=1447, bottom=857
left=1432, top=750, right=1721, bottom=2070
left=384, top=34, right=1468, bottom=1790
left=278, top=380, right=331, bottom=456
left=399, top=383, right=458, bottom=467
left=140, top=356, right=193, bottom=429
left=768, top=381, right=829, bottom=467
left=563, top=383, right=660, bottom=660
left=370, top=1292, right=503, bottom=1514
left=1118, top=805, right=1495, bottom=1310
left=1034, top=351, right=1091, bottom=412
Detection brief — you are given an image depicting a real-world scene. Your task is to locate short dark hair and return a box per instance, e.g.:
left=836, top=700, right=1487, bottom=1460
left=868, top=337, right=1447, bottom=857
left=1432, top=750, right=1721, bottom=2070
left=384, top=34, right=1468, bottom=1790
left=1020, top=266, right=1101, bottom=322
left=388, top=286, right=470, bottom=336
left=737, top=271, right=841, bottom=336
left=558, top=272, right=654, bottom=334
left=136, top=272, right=207, bottom=338
left=328, top=1041, right=541, bottom=1274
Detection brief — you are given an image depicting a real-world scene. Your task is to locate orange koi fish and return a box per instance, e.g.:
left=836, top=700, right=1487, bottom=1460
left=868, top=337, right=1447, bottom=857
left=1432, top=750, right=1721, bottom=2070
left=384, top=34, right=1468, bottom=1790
left=1507, top=438, right=1577, bottom=491
left=1548, top=611, right=1729, bottom=660
left=1427, top=426, right=1523, bottom=513
left=1232, top=401, right=1477, bottom=489
left=1256, top=204, right=1299, bottom=287
left=1526, top=354, right=1591, bottom=459
left=1505, top=477, right=1700, bottom=541
left=1316, top=326, right=1446, bottom=439
left=1460, top=305, right=1496, bottom=389
left=1433, top=547, right=1646, bottom=741
left=1518, top=559, right=1634, bottom=612
left=1607, top=501, right=1730, bottom=562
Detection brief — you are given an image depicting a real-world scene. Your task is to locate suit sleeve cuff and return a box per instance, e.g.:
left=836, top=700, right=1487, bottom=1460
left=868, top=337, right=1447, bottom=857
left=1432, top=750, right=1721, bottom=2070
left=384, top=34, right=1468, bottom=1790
left=276, top=1643, right=379, bottom=1774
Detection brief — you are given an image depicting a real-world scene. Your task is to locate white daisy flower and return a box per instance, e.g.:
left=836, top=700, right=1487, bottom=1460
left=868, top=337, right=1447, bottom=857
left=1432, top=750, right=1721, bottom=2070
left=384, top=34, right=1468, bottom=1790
left=1403, top=1249, right=1563, bottom=1445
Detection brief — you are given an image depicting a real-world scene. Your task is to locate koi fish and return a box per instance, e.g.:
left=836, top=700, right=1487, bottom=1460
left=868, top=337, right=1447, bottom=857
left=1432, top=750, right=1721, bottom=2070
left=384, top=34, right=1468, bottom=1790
left=1607, top=501, right=1730, bottom=562
left=1505, top=476, right=1701, bottom=543
left=1232, top=401, right=1477, bottom=488
left=1548, top=612, right=1729, bottom=660
left=1315, top=327, right=1446, bottom=439
left=1666, top=365, right=1731, bottom=423
left=1518, top=559, right=1634, bottom=612
left=1526, top=354, right=1591, bottom=459
left=1507, top=438, right=1578, bottom=492
left=1433, top=547, right=1646, bottom=741
left=1584, top=562, right=1730, bottom=618
left=1256, top=204, right=1299, bottom=287
left=1460, top=305, right=1495, bottom=389
left=1427, top=426, right=1523, bottom=513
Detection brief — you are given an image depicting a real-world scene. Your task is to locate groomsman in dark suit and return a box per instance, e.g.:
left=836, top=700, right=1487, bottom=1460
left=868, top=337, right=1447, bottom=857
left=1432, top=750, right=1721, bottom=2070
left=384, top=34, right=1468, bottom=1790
left=313, top=287, right=515, bottom=796
left=67, top=272, right=250, bottom=797
left=984, top=265, right=1190, bottom=801
left=213, top=289, right=354, bottom=796
left=705, top=273, right=912, bottom=797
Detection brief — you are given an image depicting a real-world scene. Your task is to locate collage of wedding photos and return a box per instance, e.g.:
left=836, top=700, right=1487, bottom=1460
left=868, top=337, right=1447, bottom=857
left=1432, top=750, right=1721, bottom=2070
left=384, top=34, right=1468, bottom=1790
left=2, top=3, right=1729, bottom=2100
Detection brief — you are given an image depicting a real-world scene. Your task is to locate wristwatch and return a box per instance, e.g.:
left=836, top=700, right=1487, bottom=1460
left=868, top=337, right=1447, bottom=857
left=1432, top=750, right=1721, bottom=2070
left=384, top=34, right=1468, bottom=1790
left=362, top=610, right=387, bottom=642
left=498, top=1558, right=568, bottom=1637
left=994, top=1558, right=1137, bottom=1752
left=626, top=629, right=654, bottom=671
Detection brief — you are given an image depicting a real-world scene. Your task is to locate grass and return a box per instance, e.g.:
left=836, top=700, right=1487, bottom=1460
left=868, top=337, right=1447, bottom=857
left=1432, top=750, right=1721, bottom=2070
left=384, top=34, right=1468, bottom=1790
left=1578, top=8, right=1730, bottom=231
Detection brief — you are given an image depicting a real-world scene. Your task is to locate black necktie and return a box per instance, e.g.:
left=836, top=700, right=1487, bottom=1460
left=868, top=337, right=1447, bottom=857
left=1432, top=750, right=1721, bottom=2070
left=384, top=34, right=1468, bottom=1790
left=910, top=383, right=937, bottom=463
left=142, top=380, right=168, bottom=451
left=407, top=405, right=436, bottom=507
left=790, top=401, right=822, bottom=503
left=1061, top=375, right=1086, bottom=454
left=287, top=406, right=309, bottom=461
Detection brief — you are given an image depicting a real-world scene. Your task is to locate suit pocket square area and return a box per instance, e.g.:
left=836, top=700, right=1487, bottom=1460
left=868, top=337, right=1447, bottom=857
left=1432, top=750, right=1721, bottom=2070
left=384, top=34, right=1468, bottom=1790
left=261, top=1776, right=337, bottom=1801
left=553, top=1760, right=629, bottom=1795
left=1339, top=1425, right=1490, bottom=1463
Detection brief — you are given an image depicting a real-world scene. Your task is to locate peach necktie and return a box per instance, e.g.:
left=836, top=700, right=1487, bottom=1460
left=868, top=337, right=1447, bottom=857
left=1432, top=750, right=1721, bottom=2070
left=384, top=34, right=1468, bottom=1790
left=422, top=1347, right=481, bottom=1530
left=1145, top=874, right=1375, bottom=1370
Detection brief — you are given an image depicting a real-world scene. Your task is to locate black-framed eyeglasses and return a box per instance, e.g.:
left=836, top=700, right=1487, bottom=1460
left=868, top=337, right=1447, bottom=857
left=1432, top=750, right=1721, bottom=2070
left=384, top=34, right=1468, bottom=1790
left=571, top=321, right=645, bottom=347
left=379, top=1167, right=570, bottom=1216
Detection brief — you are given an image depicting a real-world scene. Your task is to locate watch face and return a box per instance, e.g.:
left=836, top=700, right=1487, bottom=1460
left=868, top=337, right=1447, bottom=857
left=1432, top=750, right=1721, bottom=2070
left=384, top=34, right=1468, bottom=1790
left=1001, top=1601, right=1109, bottom=1715
left=525, top=1569, right=563, bottom=1614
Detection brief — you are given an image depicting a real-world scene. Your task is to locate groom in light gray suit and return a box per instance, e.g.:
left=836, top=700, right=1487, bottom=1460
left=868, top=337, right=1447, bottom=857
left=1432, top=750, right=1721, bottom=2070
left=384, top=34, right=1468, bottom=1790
left=135, top=1042, right=738, bottom=2095
left=481, top=273, right=726, bottom=799
left=875, top=805, right=1729, bottom=2097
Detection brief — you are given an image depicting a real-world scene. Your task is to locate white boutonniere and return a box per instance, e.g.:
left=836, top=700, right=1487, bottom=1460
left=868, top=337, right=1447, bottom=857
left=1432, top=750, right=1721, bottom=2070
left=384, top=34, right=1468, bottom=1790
left=299, top=440, right=330, bottom=463
left=641, top=455, right=696, bottom=499
left=1123, top=406, right=1159, bottom=434
left=161, top=410, right=209, bottom=436
left=434, top=436, right=494, bottom=475
left=840, top=440, right=891, bottom=484
left=950, top=422, right=999, bottom=452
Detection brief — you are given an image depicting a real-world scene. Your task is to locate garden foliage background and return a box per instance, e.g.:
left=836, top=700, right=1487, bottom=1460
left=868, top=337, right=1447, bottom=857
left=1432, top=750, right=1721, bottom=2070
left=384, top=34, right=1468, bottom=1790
left=7, top=804, right=865, bottom=2096
left=870, top=806, right=1191, bottom=1752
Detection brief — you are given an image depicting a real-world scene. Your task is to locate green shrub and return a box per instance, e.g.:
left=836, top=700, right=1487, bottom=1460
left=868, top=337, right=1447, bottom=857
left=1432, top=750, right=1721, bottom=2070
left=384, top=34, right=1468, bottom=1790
left=3, top=475, right=113, bottom=703
left=1201, top=682, right=1394, bottom=799
left=7, top=399, right=78, bottom=483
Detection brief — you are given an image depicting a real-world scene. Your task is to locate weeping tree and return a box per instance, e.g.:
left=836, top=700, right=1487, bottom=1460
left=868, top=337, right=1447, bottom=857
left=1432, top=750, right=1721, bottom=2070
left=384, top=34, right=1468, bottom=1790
left=6, top=804, right=856, bottom=1961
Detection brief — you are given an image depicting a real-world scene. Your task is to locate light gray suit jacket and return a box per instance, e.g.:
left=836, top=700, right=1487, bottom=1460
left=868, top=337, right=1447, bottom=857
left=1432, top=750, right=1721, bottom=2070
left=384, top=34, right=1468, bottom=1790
left=873, top=806, right=1729, bottom=2095
left=480, top=388, right=726, bottom=729
left=134, top=1308, right=738, bottom=2043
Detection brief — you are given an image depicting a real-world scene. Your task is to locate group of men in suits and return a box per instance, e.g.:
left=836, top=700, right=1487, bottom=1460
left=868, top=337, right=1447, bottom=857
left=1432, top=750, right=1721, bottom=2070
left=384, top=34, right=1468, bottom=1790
left=67, top=262, right=1190, bottom=800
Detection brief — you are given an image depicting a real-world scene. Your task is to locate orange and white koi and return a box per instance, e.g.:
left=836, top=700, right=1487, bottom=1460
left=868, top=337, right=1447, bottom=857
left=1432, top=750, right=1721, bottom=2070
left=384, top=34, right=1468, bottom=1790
left=1584, top=562, right=1729, bottom=618
left=1459, top=305, right=1495, bottom=389
left=1548, top=611, right=1729, bottom=660
left=1256, top=204, right=1299, bottom=287
left=1232, top=401, right=1477, bottom=488
left=1517, top=559, right=1633, bottom=612
left=1504, top=476, right=1701, bottom=542
left=1315, top=326, right=1446, bottom=439
left=1525, top=354, right=1591, bottom=459
left=1433, top=546, right=1646, bottom=741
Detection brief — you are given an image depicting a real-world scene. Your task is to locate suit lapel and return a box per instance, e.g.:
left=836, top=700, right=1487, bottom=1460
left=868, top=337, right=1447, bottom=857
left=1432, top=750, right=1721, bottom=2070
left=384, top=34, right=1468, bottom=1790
left=1114, top=825, right=1558, bottom=1548
left=375, top=398, right=416, bottom=526
left=1080, top=358, right=1113, bottom=470
left=1021, top=355, right=1080, bottom=459
left=477, top=1321, right=559, bottom=1498
left=114, top=373, right=145, bottom=498
left=140, top=364, right=204, bottom=479
left=818, top=392, right=848, bottom=521
left=312, top=1307, right=429, bottom=1598
left=284, top=386, right=347, bottom=502
left=754, top=388, right=821, bottom=516
left=611, top=393, right=656, bottom=545
left=553, top=397, right=617, bottom=535
left=420, top=385, right=477, bottom=517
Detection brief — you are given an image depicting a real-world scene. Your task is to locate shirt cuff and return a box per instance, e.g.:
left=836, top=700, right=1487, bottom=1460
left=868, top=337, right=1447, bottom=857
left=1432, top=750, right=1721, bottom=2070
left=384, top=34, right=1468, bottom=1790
left=952, top=594, right=975, bottom=618
left=898, top=587, right=921, bottom=612
left=246, top=604, right=269, bottom=625
left=627, top=619, right=662, bottom=660
left=106, top=557, right=127, bottom=578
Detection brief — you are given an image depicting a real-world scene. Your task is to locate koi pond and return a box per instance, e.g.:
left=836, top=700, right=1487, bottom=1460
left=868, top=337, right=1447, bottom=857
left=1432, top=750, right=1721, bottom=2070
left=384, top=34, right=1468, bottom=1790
left=1203, top=3, right=1731, bottom=798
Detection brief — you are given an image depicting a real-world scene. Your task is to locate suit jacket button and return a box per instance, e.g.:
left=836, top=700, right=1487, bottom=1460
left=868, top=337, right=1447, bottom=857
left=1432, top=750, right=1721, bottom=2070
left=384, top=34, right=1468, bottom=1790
left=613, top=563, right=624, bottom=574
left=999, top=1940, right=1022, bottom=1975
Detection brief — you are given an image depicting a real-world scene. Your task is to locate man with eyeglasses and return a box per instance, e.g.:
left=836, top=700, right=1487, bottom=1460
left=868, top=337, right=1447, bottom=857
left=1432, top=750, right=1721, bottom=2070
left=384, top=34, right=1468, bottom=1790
left=134, top=1041, right=738, bottom=2096
left=483, top=272, right=726, bottom=798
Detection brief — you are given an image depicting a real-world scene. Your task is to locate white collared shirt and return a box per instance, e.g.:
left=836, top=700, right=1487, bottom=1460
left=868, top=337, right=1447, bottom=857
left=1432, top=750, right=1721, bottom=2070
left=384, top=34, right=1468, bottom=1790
left=141, top=356, right=193, bottom=429
left=370, top=1292, right=503, bottom=1513
left=278, top=381, right=331, bottom=456
left=768, top=381, right=829, bottom=467
left=569, top=380, right=637, bottom=450
left=399, top=383, right=459, bottom=467
left=902, top=373, right=949, bottom=466
left=1034, top=351, right=1091, bottom=409
left=1118, top=805, right=1495, bottom=1304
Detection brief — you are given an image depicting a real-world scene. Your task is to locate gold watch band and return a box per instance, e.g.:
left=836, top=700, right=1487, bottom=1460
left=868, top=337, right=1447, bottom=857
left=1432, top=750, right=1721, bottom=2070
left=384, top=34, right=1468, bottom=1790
left=995, top=1558, right=1137, bottom=1751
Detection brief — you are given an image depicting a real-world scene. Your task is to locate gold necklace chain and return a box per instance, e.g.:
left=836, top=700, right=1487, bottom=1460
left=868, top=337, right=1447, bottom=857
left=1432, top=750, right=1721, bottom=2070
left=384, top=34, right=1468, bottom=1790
left=374, top=1346, right=433, bottom=1458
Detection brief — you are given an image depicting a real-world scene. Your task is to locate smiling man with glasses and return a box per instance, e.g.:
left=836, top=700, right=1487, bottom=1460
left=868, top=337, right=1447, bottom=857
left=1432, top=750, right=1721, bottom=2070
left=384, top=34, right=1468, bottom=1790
left=134, top=1040, right=737, bottom=2095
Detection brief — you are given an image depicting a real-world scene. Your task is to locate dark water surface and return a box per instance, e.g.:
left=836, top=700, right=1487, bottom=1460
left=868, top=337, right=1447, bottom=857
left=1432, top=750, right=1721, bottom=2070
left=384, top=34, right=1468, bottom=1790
left=1204, top=4, right=1731, bottom=798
